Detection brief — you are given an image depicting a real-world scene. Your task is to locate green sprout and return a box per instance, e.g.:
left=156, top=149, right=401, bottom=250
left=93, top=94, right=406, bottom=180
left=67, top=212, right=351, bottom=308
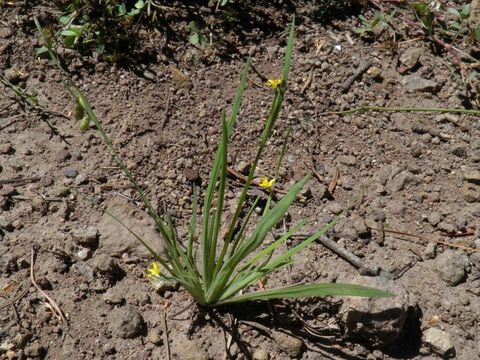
left=36, top=17, right=392, bottom=306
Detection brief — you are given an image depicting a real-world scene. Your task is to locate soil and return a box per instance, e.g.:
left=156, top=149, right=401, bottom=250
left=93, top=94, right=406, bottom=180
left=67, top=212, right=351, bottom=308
left=1, top=1, right=480, bottom=359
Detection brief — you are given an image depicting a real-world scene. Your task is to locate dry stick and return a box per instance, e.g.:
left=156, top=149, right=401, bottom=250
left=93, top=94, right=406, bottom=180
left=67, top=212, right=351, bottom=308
left=323, top=106, right=480, bottom=116
left=162, top=306, right=171, bottom=360
left=0, top=177, right=41, bottom=186
left=30, top=245, right=67, bottom=323
left=369, top=227, right=480, bottom=253
left=0, top=293, right=20, bottom=324
left=0, top=285, right=29, bottom=312
left=341, top=59, right=372, bottom=93
left=277, top=232, right=384, bottom=277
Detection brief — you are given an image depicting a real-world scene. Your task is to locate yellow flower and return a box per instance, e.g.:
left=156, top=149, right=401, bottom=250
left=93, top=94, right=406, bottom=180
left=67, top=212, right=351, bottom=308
left=265, top=79, right=282, bottom=91
left=259, top=176, right=275, bottom=189
left=147, top=262, right=162, bottom=278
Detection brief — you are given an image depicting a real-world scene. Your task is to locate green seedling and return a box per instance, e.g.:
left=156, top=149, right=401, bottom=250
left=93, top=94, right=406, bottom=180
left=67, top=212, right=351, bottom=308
left=189, top=21, right=211, bottom=48
left=36, top=17, right=392, bottom=306
left=355, top=10, right=397, bottom=37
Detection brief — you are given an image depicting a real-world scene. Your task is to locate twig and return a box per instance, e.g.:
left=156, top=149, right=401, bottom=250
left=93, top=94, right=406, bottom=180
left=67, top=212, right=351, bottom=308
left=30, top=245, right=67, bottom=323
left=327, top=168, right=340, bottom=195
left=276, top=232, right=385, bottom=276
left=0, top=284, right=29, bottom=312
left=0, top=177, right=41, bottom=185
left=368, top=227, right=480, bottom=253
left=341, top=59, right=372, bottom=93
left=323, top=105, right=480, bottom=116
left=0, top=293, right=20, bottom=324
left=162, top=304, right=171, bottom=360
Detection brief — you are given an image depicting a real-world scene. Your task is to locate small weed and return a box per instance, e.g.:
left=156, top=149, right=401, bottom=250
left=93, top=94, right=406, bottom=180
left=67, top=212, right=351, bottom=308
left=37, top=1, right=147, bottom=59
left=36, top=17, right=392, bottom=306
left=355, top=10, right=397, bottom=38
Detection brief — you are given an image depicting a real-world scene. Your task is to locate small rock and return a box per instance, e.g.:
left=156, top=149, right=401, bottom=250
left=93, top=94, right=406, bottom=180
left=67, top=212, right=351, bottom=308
left=450, top=145, right=468, bottom=158
left=273, top=331, right=304, bottom=358
left=423, top=327, right=455, bottom=358
left=327, top=202, right=343, bottom=215
left=341, top=274, right=409, bottom=347
left=102, top=287, right=126, bottom=305
left=0, top=185, right=16, bottom=197
left=428, top=212, right=442, bottom=226
left=0, top=339, right=14, bottom=352
left=253, top=349, right=269, bottom=360
left=184, top=168, right=200, bottom=182
left=97, top=197, right=165, bottom=259
left=399, top=48, right=422, bottom=70
left=402, top=75, right=438, bottom=92
left=0, top=27, right=13, bottom=39
left=108, top=305, right=146, bottom=339
left=64, top=168, right=78, bottom=178
left=74, top=173, right=88, bottom=186
left=77, top=247, right=91, bottom=260
left=4, top=69, right=21, bottom=84
left=386, top=171, right=418, bottom=192
left=424, top=243, right=436, bottom=259
left=410, top=142, right=424, bottom=158
left=71, top=226, right=99, bottom=246
left=338, top=155, right=357, bottom=166
left=147, top=330, right=163, bottom=345
left=31, top=196, right=48, bottom=215
left=172, top=335, right=208, bottom=360
left=437, top=221, right=455, bottom=234
left=435, top=250, right=469, bottom=286
left=463, top=170, right=480, bottom=185
left=24, top=342, right=46, bottom=357
left=0, top=143, right=13, bottom=154
left=367, top=66, right=382, bottom=80
left=460, top=183, right=480, bottom=203
left=91, top=254, right=121, bottom=278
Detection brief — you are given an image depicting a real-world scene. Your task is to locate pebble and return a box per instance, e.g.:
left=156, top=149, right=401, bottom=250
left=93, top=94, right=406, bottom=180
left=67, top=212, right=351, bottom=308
left=102, top=288, right=126, bottom=305
left=4, top=68, right=21, bottom=84
left=437, top=221, right=455, bottom=234
left=0, top=143, right=13, bottom=154
left=423, top=327, right=455, bottom=358
left=31, top=196, right=48, bottom=215
left=399, top=48, right=422, bottom=70
left=386, top=171, right=417, bottom=192
left=424, top=243, right=436, bottom=259
left=338, top=155, right=357, bottom=166
left=428, top=212, right=442, bottom=226
left=108, top=305, right=146, bottom=339
left=146, top=330, right=163, bottom=345
left=252, top=349, right=269, bottom=360
left=402, top=75, right=438, bottom=92
left=24, top=342, right=46, bottom=358
left=341, top=274, right=409, bottom=347
left=173, top=335, right=209, bottom=360
left=273, top=331, right=304, bottom=357
left=463, top=170, right=480, bottom=184
left=460, top=183, right=480, bottom=203
left=91, top=254, right=120, bottom=277
left=71, top=226, right=99, bottom=246
left=450, top=145, right=468, bottom=158
left=64, top=168, right=79, bottom=178
left=77, top=247, right=91, bottom=260
left=0, top=27, right=13, bottom=39
left=184, top=167, right=200, bottom=182
left=0, top=185, right=16, bottom=197
left=435, top=250, right=469, bottom=286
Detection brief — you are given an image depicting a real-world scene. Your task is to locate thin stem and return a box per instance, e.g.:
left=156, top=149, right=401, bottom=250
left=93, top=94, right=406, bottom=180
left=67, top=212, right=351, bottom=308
left=324, top=106, right=480, bottom=116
